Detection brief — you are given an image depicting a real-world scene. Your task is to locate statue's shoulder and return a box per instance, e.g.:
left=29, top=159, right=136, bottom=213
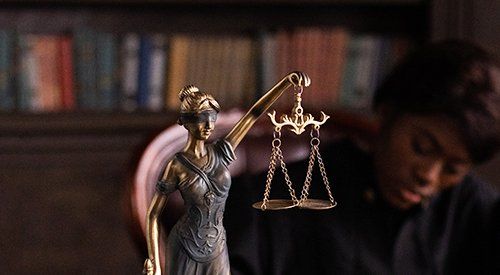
left=213, top=139, right=236, bottom=166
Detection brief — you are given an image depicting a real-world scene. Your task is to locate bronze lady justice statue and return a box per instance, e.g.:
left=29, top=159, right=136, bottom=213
left=144, top=72, right=311, bottom=275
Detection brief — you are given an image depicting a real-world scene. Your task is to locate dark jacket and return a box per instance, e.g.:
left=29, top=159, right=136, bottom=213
left=224, top=139, right=500, bottom=275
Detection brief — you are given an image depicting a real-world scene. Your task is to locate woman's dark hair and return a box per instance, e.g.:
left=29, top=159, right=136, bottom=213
left=373, top=40, right=500, bottom=163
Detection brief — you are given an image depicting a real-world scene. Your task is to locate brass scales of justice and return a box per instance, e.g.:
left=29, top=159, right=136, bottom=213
left=252, top=85, right=338, bottom=211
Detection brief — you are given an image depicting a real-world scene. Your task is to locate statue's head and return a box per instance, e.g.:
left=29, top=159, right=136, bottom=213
left=177, top=85, right=221, bottom=140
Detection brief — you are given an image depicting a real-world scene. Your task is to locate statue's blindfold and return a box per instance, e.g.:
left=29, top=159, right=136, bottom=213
left=178, top=110, right=218, bottom=125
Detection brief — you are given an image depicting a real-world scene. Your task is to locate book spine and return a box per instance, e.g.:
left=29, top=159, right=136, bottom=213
left=351, top=35, right=377, bottom=110
left=203, top=37, right=222, bottom=106
left=166, top=35, right=189, bottom=111
left=339, top=36, right=362, bottom=110
left=326, top=28, right=350, bottom=108
left=0, top=30, right=15, bottom=111
left=59, top=35, right=76, bottom=110
left=16, top=34, right=38, bottom=112
left=218, top=37, right=234, bottom=107
left=120, top=33, right=140, bottom=112
left=73, top=28, right=98, bottom=110
left=256, top=30, right=277, bottom=100
left=274, top=29, right=292, bottom=110
left=184, top=36, right=201, bottom=91
left=234, top=36, right=256, bottom=108
left=370, top=37, right=390, bottom=97
left=137, top=35, right=152, bottom=109
left=146, top=34, right=167, bottom=111
left=96, top=32, right=118, bottom=110
left=34, top=35, right=63, bottom=112
left=296, top=27, right=316, bottom=110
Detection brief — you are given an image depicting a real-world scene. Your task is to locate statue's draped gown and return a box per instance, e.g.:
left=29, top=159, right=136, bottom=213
left=156, top=139, right=235, bottom=275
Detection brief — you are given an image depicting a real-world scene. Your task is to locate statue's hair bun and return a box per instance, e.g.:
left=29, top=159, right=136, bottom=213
left=179, top=85, right=200, bottom=102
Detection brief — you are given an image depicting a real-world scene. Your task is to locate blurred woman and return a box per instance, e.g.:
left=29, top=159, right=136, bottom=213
left=226, top=40, right=500, bottom=274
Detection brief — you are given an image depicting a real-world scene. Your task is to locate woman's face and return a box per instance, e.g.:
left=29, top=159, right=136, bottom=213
left=183, top=109, right=218, bottom=141
left=374, top=114, right=472, bottom=210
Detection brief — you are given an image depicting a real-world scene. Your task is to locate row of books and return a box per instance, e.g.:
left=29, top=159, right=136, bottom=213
left=0, top=30, right=169, bottom=112
left=155, top=28, right=412, bottom=113
left=0, top=28, right=413, bottom=113
left=263, top=28, right=412, bottom=111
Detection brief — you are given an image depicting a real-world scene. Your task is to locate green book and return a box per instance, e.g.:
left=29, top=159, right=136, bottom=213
left=73, top=28, right=98, bottom=110
left=96, top=32, right=119, bottom=110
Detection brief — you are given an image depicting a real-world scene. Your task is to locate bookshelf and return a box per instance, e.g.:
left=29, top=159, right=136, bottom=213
left=0, top=1, right=430, bottom=274
left=0, top=0, right=428, bottom=113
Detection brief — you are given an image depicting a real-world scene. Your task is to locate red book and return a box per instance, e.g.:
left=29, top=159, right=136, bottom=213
left=274, top=29, right=293, bottom=111
left=33, top=35, right=62, bottom=112
left=295, top=28, right=314, bottom=109
left=59, top=36, right=75, bottom=110
left=325, top=28, right=350, bottom=108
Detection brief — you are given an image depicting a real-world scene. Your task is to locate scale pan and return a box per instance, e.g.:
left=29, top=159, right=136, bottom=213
left=299, top=199, right=337, bottom=210
left=252, top=199, right=297, bottom=210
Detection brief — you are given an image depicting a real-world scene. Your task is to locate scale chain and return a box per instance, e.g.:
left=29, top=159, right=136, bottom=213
left=261, top=128, right=300, bottom=210
left=317, top=149, right=336, bottom=205
left=297, top=126, right=335, bottom=206
left=262, top=145, right=278, bottom=210
left=299, top=140, right=317, bottom=205
left=276, top=146, right=299, bottom=204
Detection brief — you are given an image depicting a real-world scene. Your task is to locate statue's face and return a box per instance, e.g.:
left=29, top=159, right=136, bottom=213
left=374, top=114, right=472, bottom=210
left=183, top=109, right=218, bottom=141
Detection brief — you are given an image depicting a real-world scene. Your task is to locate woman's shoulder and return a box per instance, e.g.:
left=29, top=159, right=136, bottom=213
left=456, top=174, right=500, bottom=209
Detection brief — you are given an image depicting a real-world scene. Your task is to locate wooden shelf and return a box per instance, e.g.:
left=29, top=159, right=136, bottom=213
left=0, top=1, right=428, bottom=35
left=0, top=112, right=175, bottom=136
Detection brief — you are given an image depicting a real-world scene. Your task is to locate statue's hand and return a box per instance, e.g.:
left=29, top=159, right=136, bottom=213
left=288, top=71, right=311, bottom=88
left=143, top=258, right=160, bottom=275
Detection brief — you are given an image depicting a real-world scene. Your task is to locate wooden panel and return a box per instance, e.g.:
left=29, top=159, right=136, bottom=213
left=0, top=166, right=143, bottom=274
left=0, top=121, right=166, bottom=274
left=0, top=112, right=174, bottom=135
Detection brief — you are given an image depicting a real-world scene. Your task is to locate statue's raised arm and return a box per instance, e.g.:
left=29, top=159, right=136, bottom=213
left=225, top=71, right=311, bottom=149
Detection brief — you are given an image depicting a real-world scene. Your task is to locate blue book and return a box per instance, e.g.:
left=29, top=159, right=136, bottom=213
left=0, top=30, right=15, bottom=111
left=137, top=35, right=152, bottom=109
left=16, top=34, right=38, bottom=112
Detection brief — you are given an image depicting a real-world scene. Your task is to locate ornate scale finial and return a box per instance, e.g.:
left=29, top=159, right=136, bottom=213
left=268, top=86, right=330, bottom=135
